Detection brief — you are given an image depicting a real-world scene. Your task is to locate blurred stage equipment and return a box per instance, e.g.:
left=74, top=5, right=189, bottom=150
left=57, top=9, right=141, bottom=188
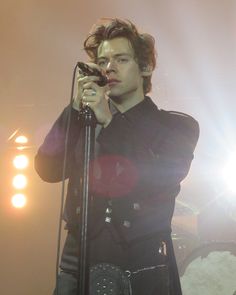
left=180, top=242, right=236, bottom=295
left=172, top=199, right=236, bottom=295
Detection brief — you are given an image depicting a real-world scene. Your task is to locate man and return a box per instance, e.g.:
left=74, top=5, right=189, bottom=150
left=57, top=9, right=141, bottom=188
left=35, top=18, right=199, bottom=295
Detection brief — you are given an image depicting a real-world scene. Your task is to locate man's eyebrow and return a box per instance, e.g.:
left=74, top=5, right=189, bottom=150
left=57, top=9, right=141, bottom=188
left=97, top=53, right=132, bottom=60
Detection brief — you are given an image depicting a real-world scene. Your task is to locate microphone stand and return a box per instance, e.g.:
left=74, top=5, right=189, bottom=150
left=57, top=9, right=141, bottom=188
left=77, top=105, right=97, bottom=295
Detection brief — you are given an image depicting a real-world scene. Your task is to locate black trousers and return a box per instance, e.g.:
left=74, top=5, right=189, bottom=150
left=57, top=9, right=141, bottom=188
left=54, top=225, right=182, bottom=295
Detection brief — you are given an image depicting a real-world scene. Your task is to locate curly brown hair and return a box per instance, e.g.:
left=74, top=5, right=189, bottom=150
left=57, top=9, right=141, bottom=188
left=83, top=18, right=157, bottom=94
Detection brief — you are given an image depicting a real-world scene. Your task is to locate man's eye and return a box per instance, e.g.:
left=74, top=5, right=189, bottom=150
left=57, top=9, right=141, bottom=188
left=117, top=58, right=128, bottom=63
left=98, top=60, right=107, bottom=67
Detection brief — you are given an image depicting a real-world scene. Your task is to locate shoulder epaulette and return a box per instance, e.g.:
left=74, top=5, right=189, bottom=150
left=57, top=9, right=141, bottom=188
left=160, top=109, right=196, bottom=120
left=157, top=109, right=199, bottom=133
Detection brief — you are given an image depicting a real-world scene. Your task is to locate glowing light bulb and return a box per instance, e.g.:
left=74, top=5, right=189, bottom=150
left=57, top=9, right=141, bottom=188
left=11, top=194, right=27, bottom=208
left=15, top=136, right=28, bottom=144
left=12, top=174, right=27, bottom=189
left=13, top=155, right=29, bottom=169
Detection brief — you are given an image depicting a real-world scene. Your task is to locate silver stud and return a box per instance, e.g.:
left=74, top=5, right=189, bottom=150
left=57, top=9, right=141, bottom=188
left=133, top=203, right=140, bottom=210
left=106, top=207, right=112, bottom=214
left=105, top=217, right=111, bottom=223
left=123, top=220, right=131, bottom=228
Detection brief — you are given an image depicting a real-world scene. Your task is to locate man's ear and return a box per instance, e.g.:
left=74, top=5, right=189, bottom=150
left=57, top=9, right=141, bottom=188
left=141, top=65, right=153, bottom=77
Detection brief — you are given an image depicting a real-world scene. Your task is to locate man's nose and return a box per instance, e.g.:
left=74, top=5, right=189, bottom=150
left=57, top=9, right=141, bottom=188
left=106, top=59, right=117, bottom=73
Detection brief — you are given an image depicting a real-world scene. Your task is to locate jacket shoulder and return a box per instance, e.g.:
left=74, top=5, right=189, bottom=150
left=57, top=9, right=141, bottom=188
left=157, top=109, right=200, bottom=149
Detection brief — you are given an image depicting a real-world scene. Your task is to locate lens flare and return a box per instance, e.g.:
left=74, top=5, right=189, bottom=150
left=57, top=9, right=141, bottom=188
left=223, top=152, right=236, bottom=192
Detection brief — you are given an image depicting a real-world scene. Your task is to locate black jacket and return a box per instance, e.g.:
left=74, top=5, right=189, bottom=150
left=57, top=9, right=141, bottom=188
left=35, top=97, right=199, bottom=242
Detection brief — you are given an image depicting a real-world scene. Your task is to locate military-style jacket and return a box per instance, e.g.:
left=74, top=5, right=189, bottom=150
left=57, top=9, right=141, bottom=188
left=35, top=96, right=199, bottom=242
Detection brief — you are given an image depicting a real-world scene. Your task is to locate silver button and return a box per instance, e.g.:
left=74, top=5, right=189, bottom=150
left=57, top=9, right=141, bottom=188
left=105, top=217, right=111, bottom=223
left=133, top=203, right=141, bottom=210
left=123, top=220, right=131, bottom=228
left=106, top=207, right=112, bottom=214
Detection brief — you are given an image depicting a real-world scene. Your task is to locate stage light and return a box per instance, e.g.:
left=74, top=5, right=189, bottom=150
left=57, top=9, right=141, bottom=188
left=15, top=135, right=28, bottom=144
left=13, top=155, right=29, bottom=169
left=11, top=193, right=27, bottom=208
left=12, top=174, right=27, bottom=189
left=222, top=152, right=236, bottom=193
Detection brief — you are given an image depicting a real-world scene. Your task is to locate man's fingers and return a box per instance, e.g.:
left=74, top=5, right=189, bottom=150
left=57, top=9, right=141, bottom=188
left=82, top=89, right=97, bottom=97
left=77, top=76, right=100, bottom=85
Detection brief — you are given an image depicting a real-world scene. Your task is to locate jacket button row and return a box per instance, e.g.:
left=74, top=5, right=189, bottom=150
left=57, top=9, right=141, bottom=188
left=105, top=207, right=112, bottom=223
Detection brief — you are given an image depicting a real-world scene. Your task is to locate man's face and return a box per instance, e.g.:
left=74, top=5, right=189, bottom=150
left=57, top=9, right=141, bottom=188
left=97, top=37, right=145, bottom=102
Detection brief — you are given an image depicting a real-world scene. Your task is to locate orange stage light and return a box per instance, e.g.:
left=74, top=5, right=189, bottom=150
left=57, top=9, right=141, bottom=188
left=11, top=193, right=27, bottom=208
left=12, top=174, right=27, bottom=189
left=13, top=155, right=29, bottom=169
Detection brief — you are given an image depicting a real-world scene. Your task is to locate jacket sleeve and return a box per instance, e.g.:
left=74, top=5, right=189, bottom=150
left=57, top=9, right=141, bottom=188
left=137, top=113, right=200, bottom=196
left=34, top=105, right=81, bottom=183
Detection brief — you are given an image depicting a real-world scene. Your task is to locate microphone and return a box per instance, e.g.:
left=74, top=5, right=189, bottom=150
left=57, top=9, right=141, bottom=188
left=77, top=62, right=107, bottom=87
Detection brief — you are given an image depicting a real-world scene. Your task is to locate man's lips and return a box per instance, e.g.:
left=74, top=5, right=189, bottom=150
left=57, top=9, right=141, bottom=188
left=107, top=79, right=120, bottom=85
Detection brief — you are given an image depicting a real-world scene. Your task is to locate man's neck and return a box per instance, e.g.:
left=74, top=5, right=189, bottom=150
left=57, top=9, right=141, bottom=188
left=110, top=94, right=145, bottom=113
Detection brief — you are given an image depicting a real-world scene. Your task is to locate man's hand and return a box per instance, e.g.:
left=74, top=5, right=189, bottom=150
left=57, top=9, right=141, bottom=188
left=73, top=63, right=112, bottom=127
